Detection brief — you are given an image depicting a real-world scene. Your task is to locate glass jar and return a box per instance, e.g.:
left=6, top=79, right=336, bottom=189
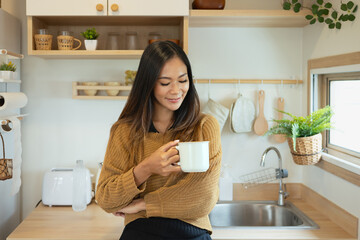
left=37, top=29, right=50, bottom=35
left=125, top=31, right=138, bottom=50
left=58, top=30, right=73, bottom=36
left=106, top=32, right=120, bottom=50
left=148, top=32, right=161, bottom=40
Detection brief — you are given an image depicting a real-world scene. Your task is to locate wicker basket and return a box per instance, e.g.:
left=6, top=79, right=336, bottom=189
left=57, top=36, right=81, bottom=50
left=34, top=34, right=53, bottom=50
left=287, top=133, right=322, bottom=165
left=0, top=133, right=13, bottom=180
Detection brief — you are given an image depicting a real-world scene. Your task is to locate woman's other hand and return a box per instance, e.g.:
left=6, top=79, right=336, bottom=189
left=134, top=140, right=181, bottom=186
left=112, top=198, right=146, bottom=217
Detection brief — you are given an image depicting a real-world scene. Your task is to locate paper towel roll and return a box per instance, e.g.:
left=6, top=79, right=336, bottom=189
left=0, top=92, right=28, bottom=111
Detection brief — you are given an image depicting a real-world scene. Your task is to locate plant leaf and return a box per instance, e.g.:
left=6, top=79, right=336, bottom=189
left=336, top=21, right=342, bottom=29
left=329, top=23, right=335, bottom=28
left=341, top=3, right=348, bottom=11
left=342, top=14, right=349, bottom=21
left=347, top=1, right=354, bottom=9
left=317, top=0, right=324, bottom=5
left=306, top=14, right=314, bottom=20
left=312, top=4, right=319, bottom=13
left=332, top=11, right=338, bottom=19
left=324, top=2, right=332, bottom=8
left=294, top=3, right=302, bottom=12
left=292, top=0, right=298, bottom=4
left=353, top=5, right=358, bottom=13
left=318, top=16, right=325, bottom=22
left=283, top=2, right=291, bottom=10
left=348, top=14, right=356, bottom=21
left=325, top=18, right=333, bottom=24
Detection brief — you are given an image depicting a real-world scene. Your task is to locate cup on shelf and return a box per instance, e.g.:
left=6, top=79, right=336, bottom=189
left=81, top=82, right=99, bottom=96
left=34, top=29, right=53, bottom=50
left=106, top=32, right=121, bottom=50
left=57, top=31, right=81, bottom=50
left=104, top=82, right=121, bottom=96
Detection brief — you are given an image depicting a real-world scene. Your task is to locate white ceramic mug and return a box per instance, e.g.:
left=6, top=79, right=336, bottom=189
left=176, top=141, right=209, bottom=172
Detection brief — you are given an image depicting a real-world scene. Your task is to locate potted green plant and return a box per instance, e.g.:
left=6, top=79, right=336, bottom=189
left=80, top=28, right=100, bottom=50
left=0, top=61, right=17, bottom=80
left=266, top=106, right=333, bottom=165
left=282, top=0, right=358, bottom=29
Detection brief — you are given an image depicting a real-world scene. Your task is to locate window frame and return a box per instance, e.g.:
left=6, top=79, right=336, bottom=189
left=322, top=72, right=360, bottom=159
left=307, top=52, right=360, bottom=186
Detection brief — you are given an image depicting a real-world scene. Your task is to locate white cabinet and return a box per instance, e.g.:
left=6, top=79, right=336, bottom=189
left=26, top=0, right=108, bottom=16
left=27, top=0, right=188, bottom=16
left=108, top=0, right=188, bottom=16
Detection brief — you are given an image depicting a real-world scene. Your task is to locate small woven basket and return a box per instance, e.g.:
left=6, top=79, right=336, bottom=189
left=57, top=36, right=81, bottom=50
left=34, top=34, right=53, bottom=50
left=287, top=133, right=322, bottom=165
left=0, top=133, right=13, bottom=180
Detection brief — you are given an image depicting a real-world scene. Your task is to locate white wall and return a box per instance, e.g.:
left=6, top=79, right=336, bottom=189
left=0, top=3, right=21, bottom=240
left=302, top=0, right=360, bottom=237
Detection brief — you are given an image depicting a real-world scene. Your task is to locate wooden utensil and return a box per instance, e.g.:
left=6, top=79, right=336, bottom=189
left=273, top=97, right=287, bottom=143
left=253, top=90, right=268, bottom=136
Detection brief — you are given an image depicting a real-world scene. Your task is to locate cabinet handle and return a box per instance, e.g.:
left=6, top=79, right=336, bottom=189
left=111, top=4, right=119, bottom=12
left=96, top=4, right=104, bottom=11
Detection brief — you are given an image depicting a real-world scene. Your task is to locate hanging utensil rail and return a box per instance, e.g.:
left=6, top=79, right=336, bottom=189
left=194, top=79, right=302, bottom=84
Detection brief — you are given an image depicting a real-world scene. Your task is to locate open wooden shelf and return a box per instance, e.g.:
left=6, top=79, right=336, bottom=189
left=0, top=79, right=21, bottom=83
left=28, top=16, right=188, bottom=58
left=189, top=9, right=312, bottom=27
left=72, top=82, right=131, bottom=100
left=29, top=50, right=144, bottom=59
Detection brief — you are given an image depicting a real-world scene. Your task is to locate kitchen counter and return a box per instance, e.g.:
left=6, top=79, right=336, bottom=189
left=7, top=198, right=356, bottom=240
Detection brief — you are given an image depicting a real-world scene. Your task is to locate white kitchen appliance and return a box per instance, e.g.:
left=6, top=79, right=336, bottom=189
left=42, top=168, right=92, bottom=206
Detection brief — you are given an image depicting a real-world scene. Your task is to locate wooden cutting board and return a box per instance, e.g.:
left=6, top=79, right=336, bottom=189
left=273, top=97, right=287, bottom=143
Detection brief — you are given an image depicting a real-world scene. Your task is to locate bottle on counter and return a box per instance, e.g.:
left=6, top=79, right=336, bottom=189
left=72, top=160, right=87, bottom=212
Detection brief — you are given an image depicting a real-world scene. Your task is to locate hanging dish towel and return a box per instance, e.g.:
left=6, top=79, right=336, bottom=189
left=230, top=95, right=255, bottom=133
left=202, top=98, right=229, bottom=132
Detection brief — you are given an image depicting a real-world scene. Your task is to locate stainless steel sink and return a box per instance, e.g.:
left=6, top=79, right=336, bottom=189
left=209, top=200, right=319, bottom=229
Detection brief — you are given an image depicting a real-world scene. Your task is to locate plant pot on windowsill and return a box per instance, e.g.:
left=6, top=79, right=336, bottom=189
left=266, top=106, right=333, bottom=165
left=287, top=133, right=322, bottom=165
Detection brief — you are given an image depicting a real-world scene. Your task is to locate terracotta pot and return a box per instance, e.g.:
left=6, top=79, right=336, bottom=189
left=192, top=0, right=225, bottom=9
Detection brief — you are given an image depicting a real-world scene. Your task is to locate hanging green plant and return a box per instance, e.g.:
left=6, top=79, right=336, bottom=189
left=283, top=0, right=358, bottom=29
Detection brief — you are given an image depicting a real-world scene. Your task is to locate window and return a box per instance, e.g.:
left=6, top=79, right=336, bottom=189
left=316, top=72, right=360, bottom=159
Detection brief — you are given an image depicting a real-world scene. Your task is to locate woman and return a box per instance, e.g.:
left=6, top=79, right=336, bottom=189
left=96, top=41, right=221, bottom=240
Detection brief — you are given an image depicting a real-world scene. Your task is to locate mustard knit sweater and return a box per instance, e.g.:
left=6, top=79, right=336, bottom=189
left=95, top=114, right=221, bottom=233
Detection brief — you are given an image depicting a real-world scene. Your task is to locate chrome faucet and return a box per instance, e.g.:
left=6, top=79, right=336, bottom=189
left=260, top=147, right=288, bottom=206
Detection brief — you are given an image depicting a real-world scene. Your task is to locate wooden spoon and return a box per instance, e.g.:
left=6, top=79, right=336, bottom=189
left=273, top=97, right=287, bottom=143
left=253, top=90, right=268, bottom=136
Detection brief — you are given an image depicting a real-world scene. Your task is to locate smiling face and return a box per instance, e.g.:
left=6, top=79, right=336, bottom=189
left=153, top=57, right=189, bottom=115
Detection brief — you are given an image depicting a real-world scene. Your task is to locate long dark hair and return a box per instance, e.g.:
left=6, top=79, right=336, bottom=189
left=119, top=41, right=201, bottom=142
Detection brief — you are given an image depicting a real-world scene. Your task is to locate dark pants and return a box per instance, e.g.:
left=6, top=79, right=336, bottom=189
left=120, top=217, right=212, bottom=240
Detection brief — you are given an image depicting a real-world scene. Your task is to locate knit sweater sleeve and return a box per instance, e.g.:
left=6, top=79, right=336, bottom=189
left=95, top=122, right=146, bottom=213
left=144, top=115, right=221, bottom=219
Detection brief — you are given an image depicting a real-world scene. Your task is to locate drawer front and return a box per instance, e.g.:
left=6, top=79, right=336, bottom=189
left=108, top=0, right=189, bottom=16
left=26, top=0, right=108, bottom=16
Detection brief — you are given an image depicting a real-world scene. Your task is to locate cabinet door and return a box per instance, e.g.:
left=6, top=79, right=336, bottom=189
left=26, top=0, right=107, bottom=16
left=108, top=0, right=189, bottom=16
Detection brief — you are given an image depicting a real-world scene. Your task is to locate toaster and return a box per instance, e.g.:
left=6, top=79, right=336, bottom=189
left=42, top=168, right=92, bottom=206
